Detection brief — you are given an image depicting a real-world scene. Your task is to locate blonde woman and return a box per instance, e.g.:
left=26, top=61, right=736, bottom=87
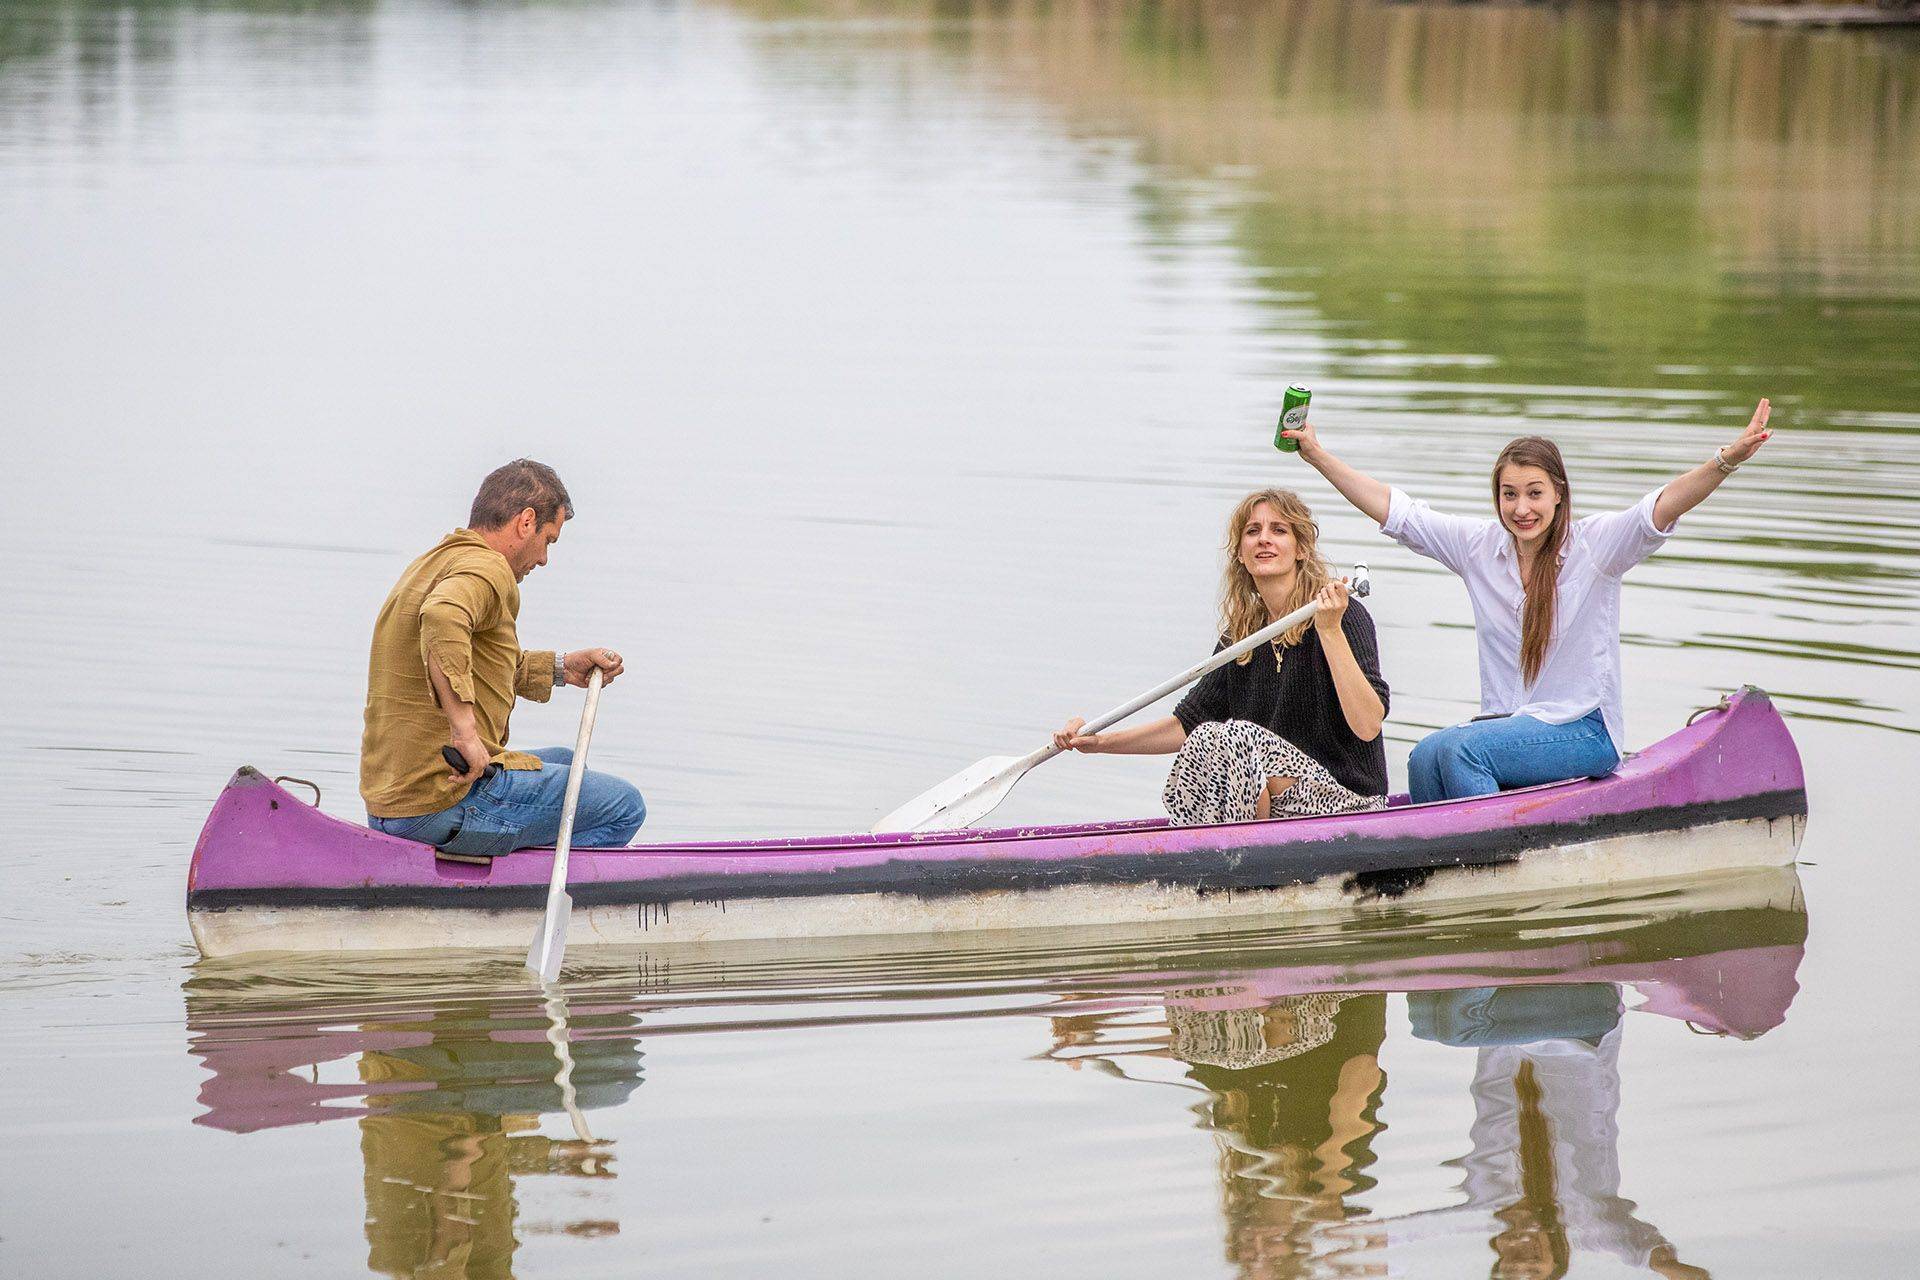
left=1053, top=490, right=1390, bottom=826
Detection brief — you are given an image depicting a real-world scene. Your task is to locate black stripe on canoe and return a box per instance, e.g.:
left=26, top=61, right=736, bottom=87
left=188, top=788, right=1807, bottom=913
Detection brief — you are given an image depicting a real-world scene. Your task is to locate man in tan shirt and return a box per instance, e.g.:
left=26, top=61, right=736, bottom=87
left=361, top=459, right=645, bottom=856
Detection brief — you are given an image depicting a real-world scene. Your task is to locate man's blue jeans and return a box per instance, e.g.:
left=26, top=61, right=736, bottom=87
left=1408, top=708, right=1619, bottom=803
left=368, top=747, right=646, bottom=855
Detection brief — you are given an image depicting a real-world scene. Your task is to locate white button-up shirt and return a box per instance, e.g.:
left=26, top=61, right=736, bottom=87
left=1381, top=486, right=1675, bottom=752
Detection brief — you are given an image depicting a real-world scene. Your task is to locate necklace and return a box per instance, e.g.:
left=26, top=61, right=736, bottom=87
left=1271, top=637, right=1286, bottom=672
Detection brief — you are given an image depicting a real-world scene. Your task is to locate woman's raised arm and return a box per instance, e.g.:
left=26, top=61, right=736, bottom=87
left=1311, top=581, right=1386, bottom=742
left=1284, top=417, right=1392, bottom=526
left=1653, top=399, right=1773, bottom=531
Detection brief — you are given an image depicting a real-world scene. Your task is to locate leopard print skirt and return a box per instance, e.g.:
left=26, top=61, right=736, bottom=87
left=1162, top=719, right=1386, bottom=827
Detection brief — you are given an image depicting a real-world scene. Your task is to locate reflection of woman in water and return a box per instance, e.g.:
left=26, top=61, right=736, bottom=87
left=1051, top=990, right=1390, bottom=1278
left=1180, top=993, right=1388, bottom=1217
left=1488, top=1059, right=1572, bottom=1280
left=1380, top=985, right=1711, bottom=1280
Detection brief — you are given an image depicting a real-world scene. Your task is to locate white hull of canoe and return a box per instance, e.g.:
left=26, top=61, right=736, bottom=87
left=187, top=811, right=1804, bottom=960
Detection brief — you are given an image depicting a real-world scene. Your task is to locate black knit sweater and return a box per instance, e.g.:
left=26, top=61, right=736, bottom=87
left=1172, top=600, right=1390, bottom=797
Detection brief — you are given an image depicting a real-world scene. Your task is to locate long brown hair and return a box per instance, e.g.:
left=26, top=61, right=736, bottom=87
left=1488, top=1059, right=1572, bottom=1280
left=1220, top=489, right=1333, bottom=663
left=1492, top=437, right=1572, bottom=686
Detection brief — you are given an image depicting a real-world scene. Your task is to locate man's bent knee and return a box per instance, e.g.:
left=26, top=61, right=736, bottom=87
left=618, top=782, right=646, bottom=835
left=599, top=775, right=646, bottom=844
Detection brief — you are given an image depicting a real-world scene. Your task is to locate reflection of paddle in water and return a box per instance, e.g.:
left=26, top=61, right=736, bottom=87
left=542, top=985, right=606, bottom=1160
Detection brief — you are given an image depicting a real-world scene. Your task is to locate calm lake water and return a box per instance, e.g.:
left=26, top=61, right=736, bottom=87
left=2, top=0, right=1917, bottom=1275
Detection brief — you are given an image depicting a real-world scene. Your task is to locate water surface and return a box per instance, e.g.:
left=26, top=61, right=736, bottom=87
left=1, top=1, right=1916, bottom=1275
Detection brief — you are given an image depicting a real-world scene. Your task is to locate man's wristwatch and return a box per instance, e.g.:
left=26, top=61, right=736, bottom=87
left=553, top=652, right=567, bottom=687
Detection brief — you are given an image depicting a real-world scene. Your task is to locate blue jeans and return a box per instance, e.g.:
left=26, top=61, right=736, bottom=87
left=1408, top=709, right=1619, bottom=803
left=368, top=747, right=646, bottom=855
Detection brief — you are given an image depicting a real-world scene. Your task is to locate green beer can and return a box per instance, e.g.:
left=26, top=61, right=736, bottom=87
left=1274, top=385, right=1311, bottom=452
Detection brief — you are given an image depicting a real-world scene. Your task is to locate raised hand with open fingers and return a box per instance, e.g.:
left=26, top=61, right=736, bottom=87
left=1722, top=398, right=1774, bottom=467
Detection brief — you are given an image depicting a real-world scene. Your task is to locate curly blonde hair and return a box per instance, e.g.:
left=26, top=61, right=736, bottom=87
left=1220, top=488, right=1332, bottom=663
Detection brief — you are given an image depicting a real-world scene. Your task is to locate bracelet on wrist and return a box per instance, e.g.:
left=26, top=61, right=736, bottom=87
left=553, top=653, right=567, bottom=687
left=1712, top=448, right=1739, bottom=475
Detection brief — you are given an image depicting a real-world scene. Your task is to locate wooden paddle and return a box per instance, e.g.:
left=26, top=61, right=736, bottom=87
left=872, top=566, right=1371, bottom=834
left=527, top=666, right=605, bottom=984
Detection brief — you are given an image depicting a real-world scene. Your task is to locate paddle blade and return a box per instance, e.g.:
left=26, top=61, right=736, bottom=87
left=526, top=889, right=573, bottom=983
left=871, top=755, right=1031, bottom=833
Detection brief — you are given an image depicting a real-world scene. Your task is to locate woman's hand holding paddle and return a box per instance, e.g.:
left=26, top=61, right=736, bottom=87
left=1052, top=717, right=1103, bottom=753
left=1311, top=579, right=1352, bottom=635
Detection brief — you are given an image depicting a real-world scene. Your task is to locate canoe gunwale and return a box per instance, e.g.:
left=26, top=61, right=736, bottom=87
left=187, top=787, right=1807, bottom=913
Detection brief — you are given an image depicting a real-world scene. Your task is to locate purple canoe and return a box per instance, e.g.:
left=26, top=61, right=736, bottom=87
left=186, top=686, right=1807, bottom=958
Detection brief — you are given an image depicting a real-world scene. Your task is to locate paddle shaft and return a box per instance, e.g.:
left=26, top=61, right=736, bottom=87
left=527, top=666, right=603, bottom=982
left=1099, top=601, right=1320, bottom=732
left=872, top=566, right=1369, bottom=833
left=1024, top=563, right=1373, bottom=763
left=1002, top=597, right=1323, bottom=776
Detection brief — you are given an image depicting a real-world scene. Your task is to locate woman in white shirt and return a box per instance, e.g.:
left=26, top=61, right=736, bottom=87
left=1282, top=402, right=1774, bottom=801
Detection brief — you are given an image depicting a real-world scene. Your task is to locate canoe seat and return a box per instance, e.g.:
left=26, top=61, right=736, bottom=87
left=433, top=848, right=505, bottom=866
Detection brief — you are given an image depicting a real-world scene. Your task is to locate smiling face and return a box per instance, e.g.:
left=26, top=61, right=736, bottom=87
left=1496, top=464, right=1562, bottom=548
left=1237, top=501, right=1301, bottom=582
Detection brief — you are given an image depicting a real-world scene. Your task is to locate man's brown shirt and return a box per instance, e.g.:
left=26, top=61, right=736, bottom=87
left=360, top=529, right=555, bottom=818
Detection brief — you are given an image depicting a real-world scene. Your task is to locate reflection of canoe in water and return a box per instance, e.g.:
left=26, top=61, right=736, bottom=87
left=184, top=875, right=1804, bottom=1279
left=186, top=988, right=646, bottom=1135
left=183, top=865, right=1805, bottom=1134
left=187, top=687, right=1806, bottom=958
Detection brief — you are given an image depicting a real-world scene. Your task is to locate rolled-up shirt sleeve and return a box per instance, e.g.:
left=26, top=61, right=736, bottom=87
left=418, top=571, right=502, bottom=704
left=1380, top=486, right=1487, bottom=577
left=516, top=650, right=557, bottom=703
left=1582, top=488, right=1676, bottom=578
